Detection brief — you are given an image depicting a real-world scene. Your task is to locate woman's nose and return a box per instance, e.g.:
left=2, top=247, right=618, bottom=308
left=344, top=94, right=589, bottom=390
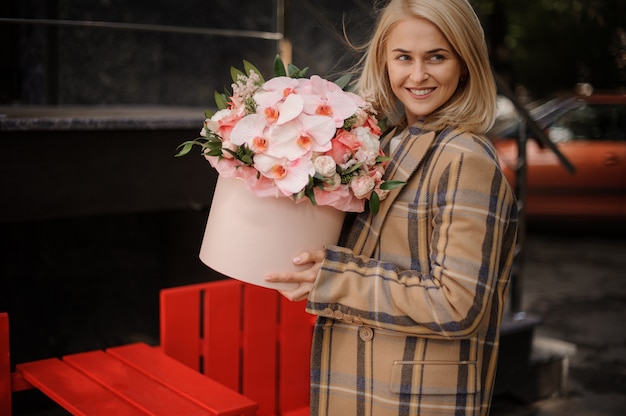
left=410, top=63, right=429, bottom=82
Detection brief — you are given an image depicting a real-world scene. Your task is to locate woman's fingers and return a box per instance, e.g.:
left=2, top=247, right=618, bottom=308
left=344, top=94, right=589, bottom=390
left=278, top=282, right=314, bottom=302
left=293, top=249, right=326, bottom=265
left=264, top=249, right=325, bottom=301
left=265, top=267, right=314, bottom=284
left=265, top=249, right=325, bottom=284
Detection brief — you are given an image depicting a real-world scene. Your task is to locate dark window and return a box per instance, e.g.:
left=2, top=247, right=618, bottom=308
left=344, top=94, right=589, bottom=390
left=549, top=104, right=626, bottom=142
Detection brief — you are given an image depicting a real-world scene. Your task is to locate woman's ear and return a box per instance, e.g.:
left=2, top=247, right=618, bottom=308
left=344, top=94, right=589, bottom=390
left=460, top=67, right=469, bottom=84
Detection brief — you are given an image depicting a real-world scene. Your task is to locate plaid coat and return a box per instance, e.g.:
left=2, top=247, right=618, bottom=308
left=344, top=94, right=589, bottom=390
left=306, top=125, right=518, bottom=416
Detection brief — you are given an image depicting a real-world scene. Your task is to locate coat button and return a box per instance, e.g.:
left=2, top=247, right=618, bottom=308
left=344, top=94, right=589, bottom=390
left=359, top=326, right=374, bottom=342
left=353, top=317, right=364, bottom=326
left=343, top=314, right=354, bottom=324
left=321, top=308, right=334, bottom=317
left=332, top=310, right=344, bottom=320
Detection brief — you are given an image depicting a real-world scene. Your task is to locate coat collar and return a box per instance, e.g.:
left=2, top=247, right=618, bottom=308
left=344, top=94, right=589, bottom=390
left=349, top=126, right=438, bottom=258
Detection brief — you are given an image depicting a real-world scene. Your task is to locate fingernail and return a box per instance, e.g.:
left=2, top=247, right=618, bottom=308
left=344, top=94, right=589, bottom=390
left=293, top=256, right=301, bottom=264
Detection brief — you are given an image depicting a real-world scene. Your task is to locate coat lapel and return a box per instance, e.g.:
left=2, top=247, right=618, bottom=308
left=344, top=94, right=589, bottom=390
left=352, top=129, right=437, bottom=258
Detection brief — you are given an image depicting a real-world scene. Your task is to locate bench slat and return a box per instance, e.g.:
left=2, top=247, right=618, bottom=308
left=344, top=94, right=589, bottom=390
left=16, top=358, right=147, bottom=416
left=64, top=350, right=212, bottom=416
left=278, top=298, right=312, bottom=412
left=202, top=280, right=242, bottom=391
left=107, top=343, right=256, bottom=416
left=160, top=283, right=202, bottom=370
left=242, top=285, right=279, bottom=415
left=1, top=312, right=12, bottom=414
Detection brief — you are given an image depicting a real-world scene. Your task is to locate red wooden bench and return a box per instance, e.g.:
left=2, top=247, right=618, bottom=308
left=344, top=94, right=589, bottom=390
left=160, top=279, right=314, bottom=416
left=0, top=312, right=256, bottom=415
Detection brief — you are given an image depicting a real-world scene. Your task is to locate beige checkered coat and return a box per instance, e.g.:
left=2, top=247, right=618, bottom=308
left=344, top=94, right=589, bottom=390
left=306, top=125, right=518, bottom=416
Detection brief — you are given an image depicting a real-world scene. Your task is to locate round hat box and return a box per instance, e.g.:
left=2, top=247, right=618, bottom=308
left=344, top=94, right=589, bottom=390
left=199, top=176, right=345, bottom=291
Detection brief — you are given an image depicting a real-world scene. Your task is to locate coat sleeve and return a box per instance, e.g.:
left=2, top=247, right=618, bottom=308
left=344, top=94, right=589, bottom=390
left=306, top=147, right=518, bottom=339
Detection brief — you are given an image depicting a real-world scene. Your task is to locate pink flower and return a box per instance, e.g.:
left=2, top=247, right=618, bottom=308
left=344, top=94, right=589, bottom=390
left=312, top=186, right=363, bottom=212
left=299, top=75, right=358, bottom=128
left=253, top=153, right=315, bottom=195
left=350, top=175, right=376, bottom=199
left=255, top=77, right=300, bottom=104
left=335, top=129, right=362, bottom=151
left=326, top=134, right=353, bottom=164
left=365, top=116, right=382, bottom=136
left=207, top=156, right=248, bottom=178
left=267, top=114, right=335, bottom=160
left=229, top=114, right=270, bottom=153
left=209, top=109, right=241, bottom=142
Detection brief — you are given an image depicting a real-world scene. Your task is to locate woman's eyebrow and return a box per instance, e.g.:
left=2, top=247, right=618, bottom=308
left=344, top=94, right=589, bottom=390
left=390, top=47, right=451, bottom=54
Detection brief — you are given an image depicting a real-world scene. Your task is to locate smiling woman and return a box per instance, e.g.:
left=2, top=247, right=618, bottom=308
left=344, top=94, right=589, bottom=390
left=263, top=1, right=518, bottom=415
left=385, top=17, right=463, bottom=125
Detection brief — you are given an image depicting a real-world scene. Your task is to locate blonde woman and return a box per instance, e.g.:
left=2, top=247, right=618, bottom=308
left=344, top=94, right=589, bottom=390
left=266, top=0, right=518, bottom=414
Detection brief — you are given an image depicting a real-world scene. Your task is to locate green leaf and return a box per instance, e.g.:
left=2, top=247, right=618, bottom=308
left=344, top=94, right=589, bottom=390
left=205, top=108, right=215, bottom=118
left=334, top=74, right=352, bottom=90
left=287, top=63, right=300, bottom=76
left=342, top=162, right=362, bottom=175
left=214, top=91, right=229, bottom=110
left=205, top=148, right=223, bottom=157
left=175, top=141, right=198, bottom=157
left=289, top=64, right=309, bottom=78
left=273, top=55, right=287, bottom=77
left=243, top=60, right=265, bottom=84
left=380, top=180, right=406, bottom=190
left=369, top=191, right=380, bottom=216
left=304, top=186, right=317, bottom=206
left=230, top=66, right=245, bottom=83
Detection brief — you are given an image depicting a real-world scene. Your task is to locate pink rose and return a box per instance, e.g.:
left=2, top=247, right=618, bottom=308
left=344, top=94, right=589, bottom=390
left=326, top=129, right=363, bottom=165
left=212, top=109, right=241, bottom=142
left=335, top=129, right=361, bottom=151
left=365, top=116, right=382, bottom=136
left=326, top=137, right=350, bottom=164
left=350, top=175, right=375, bottom=199
left=311, top=186, right=364, bottom=212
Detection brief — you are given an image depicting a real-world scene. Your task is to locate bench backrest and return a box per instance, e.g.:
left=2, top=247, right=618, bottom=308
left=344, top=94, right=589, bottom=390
left=160, top=279, right=314, bottom=416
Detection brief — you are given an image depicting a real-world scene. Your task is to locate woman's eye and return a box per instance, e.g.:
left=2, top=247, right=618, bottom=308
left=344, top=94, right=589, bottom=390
left=428, top=54, right=445, bottom=62
left=397, top=54, right=411, bottom=62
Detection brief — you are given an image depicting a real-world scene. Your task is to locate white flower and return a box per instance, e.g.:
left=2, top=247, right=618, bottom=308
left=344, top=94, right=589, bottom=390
left=353, top=126, right=380, bottom=154
left=354, top=149, right=378, bottom=166
left=313, top=155, right=337, bottom=178
left=353, top=107, right=369, bottom=127
left=324, top=173, right=342, bottom=192
left=231, top=70, right=261, bottom=107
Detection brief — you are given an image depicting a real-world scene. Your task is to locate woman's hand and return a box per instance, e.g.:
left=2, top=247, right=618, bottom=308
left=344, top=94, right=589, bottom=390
left=264, top=249, right=325, bottom=302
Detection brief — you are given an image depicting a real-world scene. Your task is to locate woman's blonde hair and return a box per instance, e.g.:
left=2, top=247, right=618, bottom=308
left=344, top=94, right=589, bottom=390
left=356, top=0, right=497, bottom=133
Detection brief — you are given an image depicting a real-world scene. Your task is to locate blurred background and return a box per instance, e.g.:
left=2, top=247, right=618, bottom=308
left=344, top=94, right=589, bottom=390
left=1, top=0, right=625, bottom=414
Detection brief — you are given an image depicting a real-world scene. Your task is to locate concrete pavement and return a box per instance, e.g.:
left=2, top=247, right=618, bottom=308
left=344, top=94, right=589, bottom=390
left=492, top=223, right=626, bottom=415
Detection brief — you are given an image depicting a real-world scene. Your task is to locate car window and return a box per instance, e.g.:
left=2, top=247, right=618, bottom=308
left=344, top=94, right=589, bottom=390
left=548, top=103, right=626, bottom=143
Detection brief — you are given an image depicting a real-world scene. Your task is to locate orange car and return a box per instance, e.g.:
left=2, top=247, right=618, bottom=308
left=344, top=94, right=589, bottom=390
left=489, top=91, right=626, bottom=221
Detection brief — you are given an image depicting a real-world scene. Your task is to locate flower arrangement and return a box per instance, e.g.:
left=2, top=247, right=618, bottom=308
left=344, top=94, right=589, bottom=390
left=177, top=55, right=403, bottom=215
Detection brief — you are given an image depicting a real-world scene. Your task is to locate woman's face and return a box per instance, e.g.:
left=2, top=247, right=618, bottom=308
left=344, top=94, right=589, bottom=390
left=385, top=17, right=463, bottom=126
